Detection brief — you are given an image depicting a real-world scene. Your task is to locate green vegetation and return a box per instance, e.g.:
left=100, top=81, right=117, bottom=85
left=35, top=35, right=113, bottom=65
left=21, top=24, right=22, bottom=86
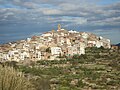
left=0, top=47, right=120, bottom=90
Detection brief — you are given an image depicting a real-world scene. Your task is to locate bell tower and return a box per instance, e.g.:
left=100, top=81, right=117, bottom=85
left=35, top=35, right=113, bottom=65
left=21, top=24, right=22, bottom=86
left=58, top=24, right=61, bottom=31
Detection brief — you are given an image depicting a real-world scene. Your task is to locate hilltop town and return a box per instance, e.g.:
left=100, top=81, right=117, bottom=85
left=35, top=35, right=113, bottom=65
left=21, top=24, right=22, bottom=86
left=1, top=25, right=120, bottom=90
left=0, top=24, right=111, bottom=62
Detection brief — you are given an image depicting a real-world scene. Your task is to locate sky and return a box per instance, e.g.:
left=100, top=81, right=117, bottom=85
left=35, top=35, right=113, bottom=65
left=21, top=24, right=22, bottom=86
left=0, top=0, right=120, bottom=44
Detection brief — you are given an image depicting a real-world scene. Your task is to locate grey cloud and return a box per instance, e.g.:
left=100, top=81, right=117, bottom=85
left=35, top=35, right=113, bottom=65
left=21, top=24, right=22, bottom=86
left=0, top=0, right=120, bottom=31
left=0, top=0, right=120, bottom=44
left=105, top=2, right=120, bottom=10
left=42, top=8, right=62, bottom=15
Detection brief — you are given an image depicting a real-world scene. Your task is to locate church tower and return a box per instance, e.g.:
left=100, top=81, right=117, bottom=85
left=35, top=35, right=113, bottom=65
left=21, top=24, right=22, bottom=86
left=58, top=24, right=61, bottom=31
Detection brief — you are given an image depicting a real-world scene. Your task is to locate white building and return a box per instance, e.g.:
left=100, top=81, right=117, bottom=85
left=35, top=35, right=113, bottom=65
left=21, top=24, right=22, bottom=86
left=8, top=50, right=20, bottom=61
left=67, top=46, right=78, bottom=56
left=96, top=40, right=103, bottom=48
left=88, top=41, right=96, bottom=45
left=69, top=30, right=78, bottom=33
left=99, top=36, right=111, bottom=48
left=35, top=51, right=41, bottom=60
left=20, top=51, right=29, bottom=61
left=42, top=32, right=52, bottom=37
left=82, top=32, right=88, bottom=39
left=27, top=38, right=31, bottom=42
left=51, top=47, right=62, bottom=56
left=66, top=38, right=71, bottom=46
left=67, top=43, right=85, bottom=56
left=51, top=47, right=62, bottom=59
left=0, top=52, right=3, bottom=61
left=79, top=42, right=85, bottom=55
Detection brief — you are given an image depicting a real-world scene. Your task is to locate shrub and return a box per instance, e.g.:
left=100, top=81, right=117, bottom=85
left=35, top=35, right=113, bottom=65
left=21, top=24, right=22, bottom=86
left=0, top=65, right=34, bottom=90
left=31, top=77, right=51, bottom=90
left=3, top=61, right=18, bottom=69
left=72, top=54, right=80, bottom=59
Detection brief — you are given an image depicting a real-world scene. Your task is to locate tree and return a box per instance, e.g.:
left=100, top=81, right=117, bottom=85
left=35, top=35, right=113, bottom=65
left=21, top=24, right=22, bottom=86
left=46, top=47, right=51, bottom=53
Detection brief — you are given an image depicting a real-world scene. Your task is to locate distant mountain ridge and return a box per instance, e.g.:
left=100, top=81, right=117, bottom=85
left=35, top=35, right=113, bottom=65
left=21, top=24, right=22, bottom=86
left=116, top=43, right=120, bottom=46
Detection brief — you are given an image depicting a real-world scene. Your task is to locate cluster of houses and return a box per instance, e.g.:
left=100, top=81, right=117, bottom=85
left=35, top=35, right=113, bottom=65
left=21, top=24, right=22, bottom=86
left=0, top=25, right=111, bottom=62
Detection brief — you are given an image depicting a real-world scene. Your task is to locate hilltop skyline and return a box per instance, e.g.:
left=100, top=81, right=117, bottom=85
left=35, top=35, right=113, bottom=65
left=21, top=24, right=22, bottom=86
left=0, top=0, right=120, bottom=44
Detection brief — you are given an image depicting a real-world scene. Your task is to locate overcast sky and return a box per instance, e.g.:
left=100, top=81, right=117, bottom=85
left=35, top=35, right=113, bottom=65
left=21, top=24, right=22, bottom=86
left=0, top=0, right=120, bottom=44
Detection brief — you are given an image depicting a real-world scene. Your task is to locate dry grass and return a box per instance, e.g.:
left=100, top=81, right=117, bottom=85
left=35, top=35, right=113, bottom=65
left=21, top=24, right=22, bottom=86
left=0, top=65, right=34, bottom=90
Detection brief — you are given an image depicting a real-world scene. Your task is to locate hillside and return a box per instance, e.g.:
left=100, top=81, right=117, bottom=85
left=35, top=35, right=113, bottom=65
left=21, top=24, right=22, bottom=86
left=1, top=47, right=120, bottom=90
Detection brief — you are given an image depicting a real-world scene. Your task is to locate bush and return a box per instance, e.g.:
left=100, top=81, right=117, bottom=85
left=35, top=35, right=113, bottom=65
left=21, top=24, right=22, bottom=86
left=0, top=65, right=34, bottom=90
left=31, top=77, right=51, bottom=90
left=72, top=54, right=80, bottom=59
left=3, top=61, right=18, bottom=69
